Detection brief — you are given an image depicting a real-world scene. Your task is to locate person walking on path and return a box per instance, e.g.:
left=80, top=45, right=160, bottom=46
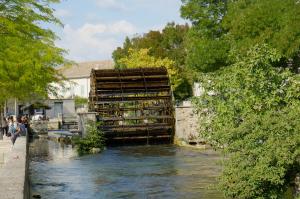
left=18, top=117, right=26, bottom=136
left=20, top=116, right=28, bottom=136
left=8, top=116, right=20, bottom=149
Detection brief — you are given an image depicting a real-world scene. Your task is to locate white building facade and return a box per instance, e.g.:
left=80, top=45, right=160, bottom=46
left=46, top=60, right=114, bottom=118
left=50, top=60, right=114, bottom=99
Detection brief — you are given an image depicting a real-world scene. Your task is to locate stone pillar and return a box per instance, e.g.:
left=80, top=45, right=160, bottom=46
left=175, top=101, right=199, bottom=144
left=14, top=98, right=18, bottom=116
left=78, top=112, right=97, bottom=137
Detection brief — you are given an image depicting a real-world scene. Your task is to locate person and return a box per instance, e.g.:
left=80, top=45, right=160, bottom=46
left=8, top=116, right=20, bottom=149
left=19, top=116, right=27, bottom=136
left=7, top=116, right=13, bottom=137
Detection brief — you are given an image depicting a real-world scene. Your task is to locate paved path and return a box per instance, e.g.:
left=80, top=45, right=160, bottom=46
left=0, top=136, right=28, bottom=199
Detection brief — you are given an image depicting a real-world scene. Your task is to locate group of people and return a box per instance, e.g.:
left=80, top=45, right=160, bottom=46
left=2, top=115, right=29, bottom=148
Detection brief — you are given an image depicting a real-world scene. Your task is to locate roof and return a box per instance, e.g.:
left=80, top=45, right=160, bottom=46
left=21, top=102, right=51, bottom=110
left=58, top=60, right=114, bottom=79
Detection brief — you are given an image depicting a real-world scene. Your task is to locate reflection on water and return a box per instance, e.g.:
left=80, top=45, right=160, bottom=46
left=29, top=139, right=223, bottom=199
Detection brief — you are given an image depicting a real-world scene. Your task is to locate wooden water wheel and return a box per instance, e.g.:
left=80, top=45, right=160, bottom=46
left=89, top=67, right=175, bottom=144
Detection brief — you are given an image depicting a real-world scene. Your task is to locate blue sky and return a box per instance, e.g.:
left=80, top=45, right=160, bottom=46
left=52, top=0, right=187, bottom=62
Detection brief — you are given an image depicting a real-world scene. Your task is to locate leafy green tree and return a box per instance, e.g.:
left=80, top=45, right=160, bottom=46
left=181, top=0, right=229, bottom=72
left=181, top=0, right=300, bottom=72
left=182, top=2, right=300, bottom=197
left=113, top=23, right=189, bottom=69
left=223, top=0, right=300, bottom=65
left=194, top=44, right=300, bottom=198
left=113, top=23, right=192, bottom=100
left=0, top=0, right=67, bottom=103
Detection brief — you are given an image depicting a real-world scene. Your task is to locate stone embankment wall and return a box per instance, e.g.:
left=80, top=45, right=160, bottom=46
left=0, top=135, right=29, bottom=199
left=174, top=102, right=204, bottom=146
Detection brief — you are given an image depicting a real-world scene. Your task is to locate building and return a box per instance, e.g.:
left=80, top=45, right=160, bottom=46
left=51, top=60, right=114, bottom=99
left=3, top=60, right=114, bottom=119
left=46, top=60, right=114, bottom=119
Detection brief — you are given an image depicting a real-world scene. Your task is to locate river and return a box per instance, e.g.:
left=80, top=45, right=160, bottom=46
left=29, top=138, right=223, bottom=199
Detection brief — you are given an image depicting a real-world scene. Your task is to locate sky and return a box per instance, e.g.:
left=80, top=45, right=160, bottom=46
left=51, top=0, right=188, bottom=62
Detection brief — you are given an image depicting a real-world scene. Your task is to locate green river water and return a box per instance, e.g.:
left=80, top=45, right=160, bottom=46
left=29, top=138, right=223, bottom=199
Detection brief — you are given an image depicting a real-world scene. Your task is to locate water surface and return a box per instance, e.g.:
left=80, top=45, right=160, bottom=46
left=29, top=139, right=223, bottom=199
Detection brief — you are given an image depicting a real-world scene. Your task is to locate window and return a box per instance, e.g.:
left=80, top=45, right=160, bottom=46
left=54, top=102, right=63, bottom=118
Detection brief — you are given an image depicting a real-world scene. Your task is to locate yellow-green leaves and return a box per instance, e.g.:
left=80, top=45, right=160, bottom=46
left=113, top=23, right=192, bottom=100
left=118, top=48, right=183, bottom=95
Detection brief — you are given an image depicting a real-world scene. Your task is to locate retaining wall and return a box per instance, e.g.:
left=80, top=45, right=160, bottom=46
left=0, top=135, right=29, bottom=199
left=175, top=104, right=199, bottom=144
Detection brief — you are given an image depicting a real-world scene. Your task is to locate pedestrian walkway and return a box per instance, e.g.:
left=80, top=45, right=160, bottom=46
left=0, top=136, right=28, bottom=199
left=0, top=136, right=12, bottom=169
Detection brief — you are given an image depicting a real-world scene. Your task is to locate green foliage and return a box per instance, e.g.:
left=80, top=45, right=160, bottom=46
left=182, top=1, right=300, bottom=197
left=117, top=48, right=190, bottom=98
left=113, top=22, right=192, bottom=100
left=113, top=22, right=189, bottom=68
left=73, top=121, right=105, bottom=155
left=74, top=96, right=88, bottom=107
left=0, top=0, right=68, bottom=102
left=220, top=107, right=300, bottom=198
left=118, top=48, right=173, bottom=69
left=194, top=45, right=300, bottom=198
left=223, top=0, right=300, bottom=62
left=181, top=0, right=230, bottom=72
left=181, top=0, right=300, bottom=72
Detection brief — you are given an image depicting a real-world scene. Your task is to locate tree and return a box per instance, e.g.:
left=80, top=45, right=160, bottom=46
left=118, top=48, right=184, bottom=96
left=223, top=0, right=300, bottom=66
left=194, top=45, right=300, bottom=198
left=181, top=0, right=230, bottom=72
left=181, top=0, right=300, bottom=198
left=0, top=0, right=67, bottom=103
left=113, top=23, right=189, bottom=69
left=181, top=0, right=300, bottom=72
left=113, top=23, right=192, bottom=100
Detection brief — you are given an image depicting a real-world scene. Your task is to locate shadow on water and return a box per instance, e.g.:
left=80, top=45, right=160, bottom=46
left=29, top=138, right=224, bottom=199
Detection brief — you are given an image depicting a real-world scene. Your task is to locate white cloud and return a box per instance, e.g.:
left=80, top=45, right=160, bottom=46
left=54, top=9, right=72, bottom=18
left=78, top=23, right=107, bottom=37
left=56, top=21, right=137, bottom=61
left=108, top=20, right=137, bottom=34
left=94, top=0, right=127, bottom=10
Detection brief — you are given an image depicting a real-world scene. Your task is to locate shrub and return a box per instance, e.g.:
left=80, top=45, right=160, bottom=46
left=72, top=121, right=105, bottom=155
left=195, top=45, right=300, bottom=198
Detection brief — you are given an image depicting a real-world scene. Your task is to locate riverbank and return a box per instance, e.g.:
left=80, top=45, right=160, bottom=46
left=0, top=136, right=29, bottom=199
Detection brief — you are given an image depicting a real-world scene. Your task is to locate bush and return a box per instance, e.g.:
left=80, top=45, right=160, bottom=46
left=72, top=121, right=105, bottom=155
left=195, top=45, right=300, bottom=198
left=74, top=96, right=88, bottom=107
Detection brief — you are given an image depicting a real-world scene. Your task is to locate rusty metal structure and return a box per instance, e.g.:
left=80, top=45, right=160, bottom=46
left=89, top=67, right=175, bottom=144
